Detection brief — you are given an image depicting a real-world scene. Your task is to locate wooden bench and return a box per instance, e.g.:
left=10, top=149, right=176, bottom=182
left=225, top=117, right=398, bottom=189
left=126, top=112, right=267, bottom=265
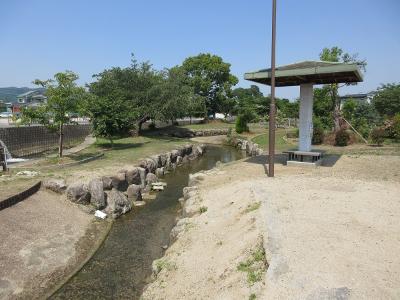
left=283, top=150, right=322, bottom=163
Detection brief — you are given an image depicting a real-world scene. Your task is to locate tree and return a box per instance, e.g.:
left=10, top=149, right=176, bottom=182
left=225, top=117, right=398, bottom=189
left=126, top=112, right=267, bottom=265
left=22, top=71, right=86, bottom=157
left=181, top=53, right=238, bottom=119
left=373, top=83, right=400, bottom=117
left=319, top=46, right=366, bottom=131
left=89, top=55, right=162, bottom=134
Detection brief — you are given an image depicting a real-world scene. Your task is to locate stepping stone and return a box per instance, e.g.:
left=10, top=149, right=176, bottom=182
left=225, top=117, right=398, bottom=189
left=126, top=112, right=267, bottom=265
left=133, top=201, right=146, bottom=207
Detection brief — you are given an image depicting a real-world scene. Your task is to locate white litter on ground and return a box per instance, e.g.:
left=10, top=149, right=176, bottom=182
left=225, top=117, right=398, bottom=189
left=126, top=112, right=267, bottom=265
left=16, top=170, right=39, bottom=177
left=94, top=210, right=107, bottom=219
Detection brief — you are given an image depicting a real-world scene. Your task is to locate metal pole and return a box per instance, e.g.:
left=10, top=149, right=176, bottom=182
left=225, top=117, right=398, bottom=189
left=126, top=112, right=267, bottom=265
left=268, top=0, right=277, bottom=177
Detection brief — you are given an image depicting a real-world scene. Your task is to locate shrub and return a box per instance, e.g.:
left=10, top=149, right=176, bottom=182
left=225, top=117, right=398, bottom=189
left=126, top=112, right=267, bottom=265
left=312, top=127, right=324, bottom=145
left=370, top=127, right=385, bottom=145
left=235, top=116, right=248, bottom=133
left=335, top=128, right=350, bottom=146
left=384, top=113, right=400, bottom=140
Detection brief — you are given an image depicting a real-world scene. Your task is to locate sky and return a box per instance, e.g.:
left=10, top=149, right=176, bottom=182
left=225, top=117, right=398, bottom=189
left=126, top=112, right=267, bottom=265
left=1, top=0, right=399, bottom=100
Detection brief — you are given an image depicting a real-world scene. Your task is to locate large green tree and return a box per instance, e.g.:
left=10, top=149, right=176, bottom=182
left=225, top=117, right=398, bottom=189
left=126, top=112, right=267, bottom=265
left=373, top=83, right=400, bottom=117
left=319, top=46, right=366, bottom=131
left=89, top=56, right=162, bottom=134
left=181, top=53, right=238, bottom=119
left=22, top=71, right=86, bottom=157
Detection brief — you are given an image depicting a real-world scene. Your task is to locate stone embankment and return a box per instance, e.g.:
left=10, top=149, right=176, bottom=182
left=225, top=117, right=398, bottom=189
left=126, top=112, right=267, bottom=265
left=229, top=136, right=263, bottom=157
left=165, top=129, right=229, bottom=138
left=43, top=144, right=206, bottom=219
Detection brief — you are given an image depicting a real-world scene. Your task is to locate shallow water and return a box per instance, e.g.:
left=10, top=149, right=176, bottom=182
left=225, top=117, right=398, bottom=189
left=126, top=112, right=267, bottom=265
left=52, top=145, right=243, bottom=299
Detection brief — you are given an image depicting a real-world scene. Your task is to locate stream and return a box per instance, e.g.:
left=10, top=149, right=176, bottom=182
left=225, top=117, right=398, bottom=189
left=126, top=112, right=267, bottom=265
left=51, top=145, right=243, bottom=299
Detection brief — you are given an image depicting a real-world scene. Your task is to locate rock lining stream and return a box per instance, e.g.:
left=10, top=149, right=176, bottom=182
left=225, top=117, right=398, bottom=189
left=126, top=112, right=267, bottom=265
left=51, top=145, right=243, bottom=299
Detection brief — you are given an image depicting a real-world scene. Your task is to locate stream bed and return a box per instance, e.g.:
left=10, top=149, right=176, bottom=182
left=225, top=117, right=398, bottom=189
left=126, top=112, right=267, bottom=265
left=51, top=145, right=243, bottom=299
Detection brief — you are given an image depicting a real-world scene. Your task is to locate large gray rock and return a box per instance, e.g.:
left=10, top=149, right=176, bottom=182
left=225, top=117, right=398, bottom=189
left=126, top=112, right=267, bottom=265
left=146, top=173, right=158, bottom=185
left=150, top=155, right=161, bottom=168
left=43, top=179, right=67, bottom=194
left=183, top=144, right=193, bottom=156
left=102, top=176, right=113, bottom=190
left=139, top=158, right=157, bottom=174
left=111, top=172, right=128, bottom=191
left=105, top=189, right=132, bottom=219
left=127, top=184, right=142, bottom=201
left=170, top=149, right=180, bottom=162
left=126, top=167, right=141, bottom=185
left=176, top=156, right=183, bottom=165
left=159, top=153, right=168, bottom=167
left=66, top=182, right=91, bottom=204
left=89, top=178, right=106, bottom=209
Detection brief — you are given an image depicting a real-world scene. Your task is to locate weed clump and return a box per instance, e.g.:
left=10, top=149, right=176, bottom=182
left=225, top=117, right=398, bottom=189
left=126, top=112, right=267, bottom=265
left=237, top=243, right=267, bottom=285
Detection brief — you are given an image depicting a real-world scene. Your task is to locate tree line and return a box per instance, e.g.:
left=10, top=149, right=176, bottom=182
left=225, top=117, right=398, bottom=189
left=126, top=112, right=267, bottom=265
left=22, top=49, right=400, bottom=156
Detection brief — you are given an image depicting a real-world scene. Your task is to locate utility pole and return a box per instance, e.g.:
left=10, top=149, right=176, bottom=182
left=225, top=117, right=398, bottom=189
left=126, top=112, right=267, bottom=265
left=268, top=0, right=277, bottom=177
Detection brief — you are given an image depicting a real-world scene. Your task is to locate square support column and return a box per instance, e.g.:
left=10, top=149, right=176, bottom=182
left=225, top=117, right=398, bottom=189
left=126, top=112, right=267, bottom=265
left=299, top=84, right=314, bottom=152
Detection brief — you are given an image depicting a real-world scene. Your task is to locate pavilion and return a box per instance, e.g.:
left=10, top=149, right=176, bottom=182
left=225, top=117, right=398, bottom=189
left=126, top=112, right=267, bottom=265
left=244, top=60, right=363, bottom=164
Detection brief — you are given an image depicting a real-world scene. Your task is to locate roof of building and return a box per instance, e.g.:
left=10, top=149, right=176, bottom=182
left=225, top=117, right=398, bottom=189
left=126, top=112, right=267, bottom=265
left=244, top=60, right=363, bottom=87
left=339, top=91, right=376, bottom=100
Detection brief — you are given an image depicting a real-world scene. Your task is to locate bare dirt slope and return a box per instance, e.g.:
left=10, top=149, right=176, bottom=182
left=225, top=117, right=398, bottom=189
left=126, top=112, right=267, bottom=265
left=0, top=190, right=105, bottom=299
left=143, top=154, right=400, bottom=299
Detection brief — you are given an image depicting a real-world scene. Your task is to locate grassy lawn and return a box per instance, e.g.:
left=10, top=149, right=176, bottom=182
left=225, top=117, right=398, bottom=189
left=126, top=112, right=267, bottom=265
left=251, top=129, right=297, bottom=152
left=1, top=135, right=192, bottom=198
left=180, top=121, right=234, bottom=130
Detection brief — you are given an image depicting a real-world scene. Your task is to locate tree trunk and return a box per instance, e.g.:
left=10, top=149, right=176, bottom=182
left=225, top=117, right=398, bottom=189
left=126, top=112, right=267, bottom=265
left=137, top=116, right=149, bottom=135
left=58, top=122, right=64, bottom=158
left=330, top=84, right=341, bottom=132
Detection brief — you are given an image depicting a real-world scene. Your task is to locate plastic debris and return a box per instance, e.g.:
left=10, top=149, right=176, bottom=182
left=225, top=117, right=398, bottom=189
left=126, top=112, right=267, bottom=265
left=95, top=210, right=107, bottom=219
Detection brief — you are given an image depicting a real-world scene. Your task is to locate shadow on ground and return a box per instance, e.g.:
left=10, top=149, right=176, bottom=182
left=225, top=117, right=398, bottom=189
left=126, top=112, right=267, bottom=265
left=244, top=153, right=342, bottom=168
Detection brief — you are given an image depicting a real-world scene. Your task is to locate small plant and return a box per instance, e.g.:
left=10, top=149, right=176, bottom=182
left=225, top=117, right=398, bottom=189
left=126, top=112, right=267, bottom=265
left=245, top=202, right=261, bottom=213
left=335, top=128, right=350, bottom=146
left=199, top=206, right=208, bottom=214
left=153, top=258, right=177, bottom=275
left=370, top=127, right=385, bottom=146
left=237, top=243, right=267, bottom=286
left=249, top=294, right=257, bottom=300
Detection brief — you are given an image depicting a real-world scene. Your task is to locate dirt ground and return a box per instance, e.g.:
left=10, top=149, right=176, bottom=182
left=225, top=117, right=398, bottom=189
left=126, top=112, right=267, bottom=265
left=0, top=190, right=109, bottom=300
left=143, top=151, right=400, bottom=299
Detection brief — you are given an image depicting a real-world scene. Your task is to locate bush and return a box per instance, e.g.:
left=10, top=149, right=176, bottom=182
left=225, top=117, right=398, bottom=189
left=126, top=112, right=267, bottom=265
left=235, top=116, right=249, bottom=133
left=335, top=128, right=350, bottom=146
left=384, top=113, right=400, bottom=141
left=370, top=127, right=385, bottom=145
left=312, top=127, right=324, bottom=145
left=235, top=108, right=255, bottom=134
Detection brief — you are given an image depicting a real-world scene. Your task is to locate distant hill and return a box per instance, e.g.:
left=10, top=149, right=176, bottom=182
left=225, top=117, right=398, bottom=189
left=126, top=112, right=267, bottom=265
left=0, top=87, right=44, bottom=103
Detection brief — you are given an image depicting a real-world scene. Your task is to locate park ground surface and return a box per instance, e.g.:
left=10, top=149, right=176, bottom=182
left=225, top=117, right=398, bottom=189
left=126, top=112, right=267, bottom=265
left=1, top=123, right=400, bottom=299
left=143, top=136, right=400, bottom=299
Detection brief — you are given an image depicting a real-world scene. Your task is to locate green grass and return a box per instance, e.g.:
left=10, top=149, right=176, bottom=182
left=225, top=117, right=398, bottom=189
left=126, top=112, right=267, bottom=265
left=251, top=129, right=296, bottom=152
left=237, top=244, right=267, bottom=286
left=199, top=206, right=208, bottom=214
left=180, top=121, right=234, bottom=130
left=244, top=202, right=261, bottom=213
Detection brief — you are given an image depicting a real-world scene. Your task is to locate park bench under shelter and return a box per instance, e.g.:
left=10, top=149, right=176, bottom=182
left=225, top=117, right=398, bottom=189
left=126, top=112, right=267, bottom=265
left=244, top=60, right=363, bottom=166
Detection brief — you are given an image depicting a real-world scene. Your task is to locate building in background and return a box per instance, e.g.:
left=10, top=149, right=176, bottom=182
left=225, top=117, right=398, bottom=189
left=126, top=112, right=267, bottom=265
left=339, top=91, right=375, bottom=109
left=17, top=90, right=47, bottom=108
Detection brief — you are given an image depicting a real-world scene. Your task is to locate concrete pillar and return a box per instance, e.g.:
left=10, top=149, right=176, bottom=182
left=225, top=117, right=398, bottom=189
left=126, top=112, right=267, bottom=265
left=299, top=84, right=313, bottom=152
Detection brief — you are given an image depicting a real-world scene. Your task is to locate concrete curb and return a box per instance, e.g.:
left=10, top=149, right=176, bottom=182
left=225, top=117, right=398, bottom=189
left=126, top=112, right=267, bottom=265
left=0, top=181, right=41, bottom=211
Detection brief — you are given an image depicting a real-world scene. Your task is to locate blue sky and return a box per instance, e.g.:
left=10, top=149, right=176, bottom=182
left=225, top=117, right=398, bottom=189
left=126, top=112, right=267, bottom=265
left=1, top=0, right=399, bottom=100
